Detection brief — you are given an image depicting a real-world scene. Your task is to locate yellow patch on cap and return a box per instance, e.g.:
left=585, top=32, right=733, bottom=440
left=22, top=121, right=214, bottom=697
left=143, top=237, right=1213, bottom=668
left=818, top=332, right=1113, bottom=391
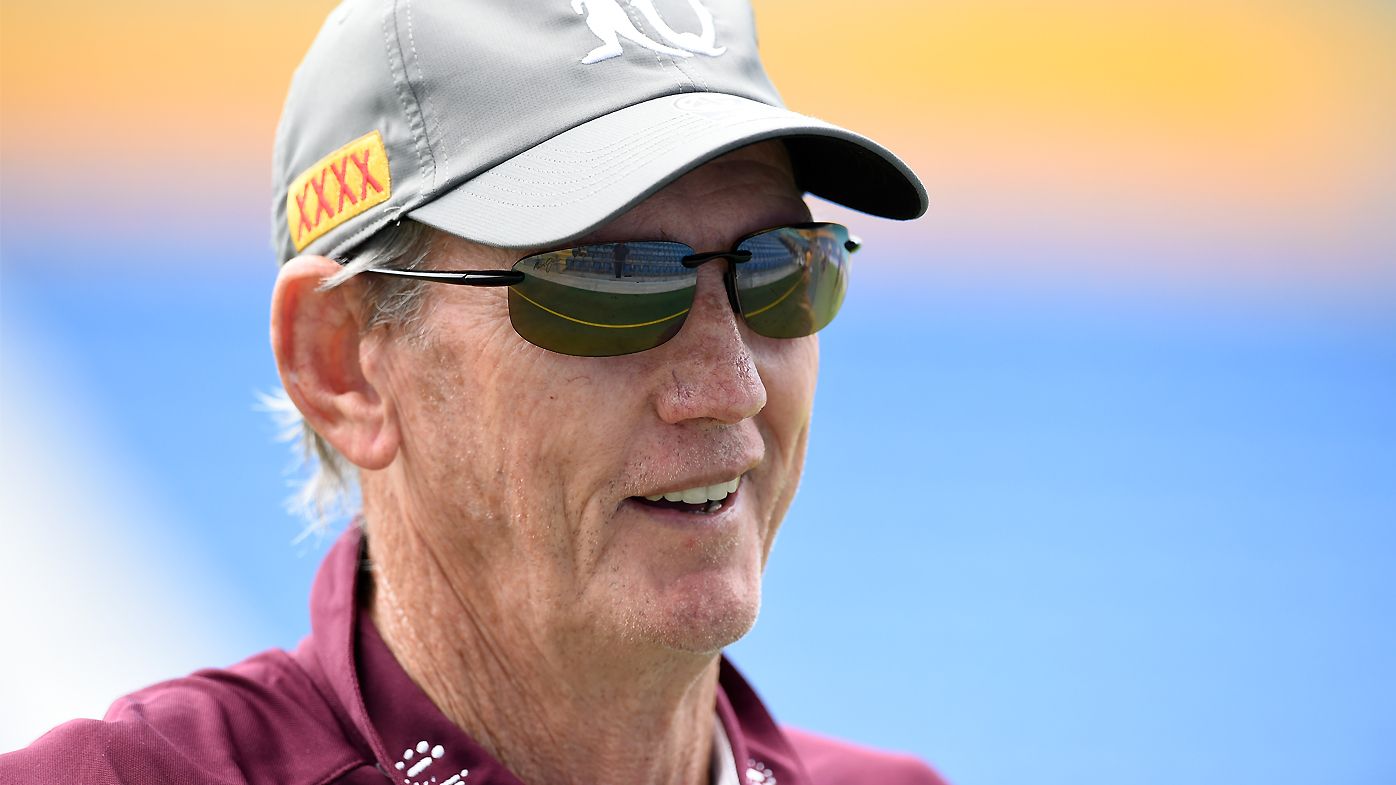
left=288, top=131, right=391, bottom=252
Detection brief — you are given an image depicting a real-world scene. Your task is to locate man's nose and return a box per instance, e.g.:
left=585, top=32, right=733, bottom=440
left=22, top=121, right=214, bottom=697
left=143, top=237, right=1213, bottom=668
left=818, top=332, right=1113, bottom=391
left=651, top=263, right=767, bottom=426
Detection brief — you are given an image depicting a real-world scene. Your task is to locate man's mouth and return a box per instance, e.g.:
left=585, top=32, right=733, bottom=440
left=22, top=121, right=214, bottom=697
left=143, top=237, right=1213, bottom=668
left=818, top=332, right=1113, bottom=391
left=631, top=477, right=741, bottom=515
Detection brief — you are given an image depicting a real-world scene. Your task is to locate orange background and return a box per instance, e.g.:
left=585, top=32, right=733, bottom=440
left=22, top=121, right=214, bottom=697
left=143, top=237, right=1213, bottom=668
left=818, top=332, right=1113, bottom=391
left=3, top=0, right=1393, bottom=296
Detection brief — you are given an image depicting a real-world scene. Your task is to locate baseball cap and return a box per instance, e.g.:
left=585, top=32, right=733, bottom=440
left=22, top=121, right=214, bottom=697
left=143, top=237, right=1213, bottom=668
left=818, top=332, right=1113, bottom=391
left=272, top=0, right=927, bottom=263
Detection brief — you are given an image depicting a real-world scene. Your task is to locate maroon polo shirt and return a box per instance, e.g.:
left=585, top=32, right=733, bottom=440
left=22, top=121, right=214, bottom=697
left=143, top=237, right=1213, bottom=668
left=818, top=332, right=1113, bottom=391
left=2, top=527, right=947, bottom=785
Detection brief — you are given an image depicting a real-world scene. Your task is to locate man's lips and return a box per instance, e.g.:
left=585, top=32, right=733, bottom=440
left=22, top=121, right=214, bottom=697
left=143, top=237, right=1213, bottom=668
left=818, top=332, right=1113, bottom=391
left=629, top=475, right=744, bottom=515
left=644, top=476, right=741, bottom=504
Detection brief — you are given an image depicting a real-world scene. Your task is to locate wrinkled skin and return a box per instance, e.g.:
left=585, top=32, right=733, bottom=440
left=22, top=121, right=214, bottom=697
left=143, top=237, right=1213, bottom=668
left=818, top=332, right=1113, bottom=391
left=272, top=141, right=819, bottom=785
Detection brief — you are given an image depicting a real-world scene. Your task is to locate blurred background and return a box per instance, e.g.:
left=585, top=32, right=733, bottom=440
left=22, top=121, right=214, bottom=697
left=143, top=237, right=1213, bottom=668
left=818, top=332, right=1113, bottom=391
left=1, top=1, right=1393, bottom=782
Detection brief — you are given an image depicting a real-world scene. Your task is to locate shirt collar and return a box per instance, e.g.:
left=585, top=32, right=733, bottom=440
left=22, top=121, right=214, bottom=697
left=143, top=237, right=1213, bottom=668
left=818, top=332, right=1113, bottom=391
left=712, top=714, right=739, bottom=785
left=297, top=525, right=809, bottom=785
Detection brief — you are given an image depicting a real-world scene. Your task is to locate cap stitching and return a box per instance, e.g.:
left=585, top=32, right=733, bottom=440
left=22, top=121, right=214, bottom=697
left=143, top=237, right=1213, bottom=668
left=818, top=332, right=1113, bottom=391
left=660, top=16, right=708, bottom=92
left=405, top=0, right=450, bottom=175
left=382, top=0, right=437, bottom=195
left=667, top=48, right=707, bottom=93
left=653, top=49, right=684, bottom=94
left=394, top=0, right=440, bottom=187
left=646, top=34, right=685, bottom=94
left=677, top=56, right=711, bottom=92
left=656, top=7, right=708, bottom=91
left=626, top=3, right=690, bottom=92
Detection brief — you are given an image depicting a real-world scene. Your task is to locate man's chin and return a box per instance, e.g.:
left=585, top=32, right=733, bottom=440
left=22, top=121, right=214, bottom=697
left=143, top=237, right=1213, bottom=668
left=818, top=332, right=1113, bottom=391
left=621, top=575, right=762, bottom=655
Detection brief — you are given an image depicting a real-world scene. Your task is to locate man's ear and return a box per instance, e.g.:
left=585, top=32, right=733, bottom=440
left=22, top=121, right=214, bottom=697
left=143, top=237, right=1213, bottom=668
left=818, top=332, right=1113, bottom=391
left=271, top=256, right=400, bottom=470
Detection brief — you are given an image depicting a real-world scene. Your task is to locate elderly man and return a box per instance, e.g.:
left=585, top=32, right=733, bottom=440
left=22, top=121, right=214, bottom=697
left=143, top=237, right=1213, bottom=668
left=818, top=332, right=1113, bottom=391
left=3, top=2, right=941, bottom=784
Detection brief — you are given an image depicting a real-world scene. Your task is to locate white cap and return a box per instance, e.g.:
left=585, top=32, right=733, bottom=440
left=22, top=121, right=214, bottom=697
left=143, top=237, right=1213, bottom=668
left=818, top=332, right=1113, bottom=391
left=272, top=0, right=927, bottom=263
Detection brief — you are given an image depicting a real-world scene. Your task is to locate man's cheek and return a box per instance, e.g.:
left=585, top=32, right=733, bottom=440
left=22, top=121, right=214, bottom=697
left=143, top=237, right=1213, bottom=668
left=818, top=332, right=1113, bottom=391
left=761, top=349, right=818, bottom=440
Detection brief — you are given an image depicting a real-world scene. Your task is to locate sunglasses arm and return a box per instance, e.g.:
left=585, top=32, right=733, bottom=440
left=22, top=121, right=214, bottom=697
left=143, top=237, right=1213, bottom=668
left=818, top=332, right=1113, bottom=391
left=362, top=268, right=525, bottom=286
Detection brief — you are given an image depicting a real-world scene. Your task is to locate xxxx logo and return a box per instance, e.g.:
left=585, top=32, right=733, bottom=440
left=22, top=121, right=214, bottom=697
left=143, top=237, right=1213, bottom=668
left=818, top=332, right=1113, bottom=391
left=288, top=130, right=392, bottom=252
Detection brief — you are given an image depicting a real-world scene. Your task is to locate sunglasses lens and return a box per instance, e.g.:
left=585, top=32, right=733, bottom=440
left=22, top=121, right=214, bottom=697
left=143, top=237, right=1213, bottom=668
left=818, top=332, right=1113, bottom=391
left=507, top=242, right=697, bottom=357
left=735, top=224, right=850, bottom=339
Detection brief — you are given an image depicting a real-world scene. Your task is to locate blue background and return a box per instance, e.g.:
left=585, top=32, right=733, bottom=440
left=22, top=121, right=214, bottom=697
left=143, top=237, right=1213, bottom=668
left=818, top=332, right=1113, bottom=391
left=3, top=231, right=1393, bottom=784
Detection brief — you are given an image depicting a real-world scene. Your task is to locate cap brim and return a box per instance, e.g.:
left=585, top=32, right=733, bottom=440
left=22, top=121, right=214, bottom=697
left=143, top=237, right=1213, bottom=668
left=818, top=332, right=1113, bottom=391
left=407, top=93, right=926, bottom=249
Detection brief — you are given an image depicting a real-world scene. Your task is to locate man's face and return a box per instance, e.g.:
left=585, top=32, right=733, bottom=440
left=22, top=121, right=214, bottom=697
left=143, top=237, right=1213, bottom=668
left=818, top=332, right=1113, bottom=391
left=363, top=142, right=817, bottom=657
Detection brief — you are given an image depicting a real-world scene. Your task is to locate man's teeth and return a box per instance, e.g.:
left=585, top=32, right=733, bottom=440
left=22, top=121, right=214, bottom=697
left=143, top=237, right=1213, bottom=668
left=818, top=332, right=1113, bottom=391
left=644, top=477, right=741, bottom=504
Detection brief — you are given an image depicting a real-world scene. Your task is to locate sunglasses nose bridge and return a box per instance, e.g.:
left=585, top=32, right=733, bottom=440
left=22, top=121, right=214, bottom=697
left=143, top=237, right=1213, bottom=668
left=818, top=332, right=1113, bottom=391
left=680, top=249, right=753, bottom=268
left=679, top=250, right=751, bottom=318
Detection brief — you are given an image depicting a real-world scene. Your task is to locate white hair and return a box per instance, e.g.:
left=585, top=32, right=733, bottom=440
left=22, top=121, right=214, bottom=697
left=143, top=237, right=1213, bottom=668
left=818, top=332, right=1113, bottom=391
left=261, top=219, right=439, bottom=539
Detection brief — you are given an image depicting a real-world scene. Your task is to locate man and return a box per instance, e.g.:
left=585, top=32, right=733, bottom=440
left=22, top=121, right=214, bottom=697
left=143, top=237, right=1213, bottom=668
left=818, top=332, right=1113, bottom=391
left=2, top=1, right=940, bottom=783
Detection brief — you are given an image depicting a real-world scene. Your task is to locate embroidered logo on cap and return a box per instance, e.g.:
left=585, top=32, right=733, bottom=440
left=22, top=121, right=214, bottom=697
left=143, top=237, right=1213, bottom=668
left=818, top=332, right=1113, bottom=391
left=572, top=0, right=726, bottom=64
left=287, top=130, right=391, bottom=252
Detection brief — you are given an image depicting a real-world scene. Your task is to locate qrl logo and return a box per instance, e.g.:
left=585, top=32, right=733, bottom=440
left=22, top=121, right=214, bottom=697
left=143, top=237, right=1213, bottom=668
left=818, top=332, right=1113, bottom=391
left=572, top=0, right=726, bottom=64
left=288, top=131, right=392, bottom=252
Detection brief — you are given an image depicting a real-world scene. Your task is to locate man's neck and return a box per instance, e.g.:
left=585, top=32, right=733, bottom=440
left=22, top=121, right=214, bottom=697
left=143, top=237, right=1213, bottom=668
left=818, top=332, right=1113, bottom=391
left=366, top=528, right=720, bottom=785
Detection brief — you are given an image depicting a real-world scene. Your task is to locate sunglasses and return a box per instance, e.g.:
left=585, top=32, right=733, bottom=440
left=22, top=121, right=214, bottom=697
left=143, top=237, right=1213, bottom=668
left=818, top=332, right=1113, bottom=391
left=361, top=222, right=859, bottom=357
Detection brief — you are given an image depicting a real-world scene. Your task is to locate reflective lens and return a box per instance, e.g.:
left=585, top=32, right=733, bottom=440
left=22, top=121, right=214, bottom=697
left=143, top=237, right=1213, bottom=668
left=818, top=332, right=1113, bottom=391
left=734, top=224, right=850, bottom=339
left=506, top=224, right=852, bottom=357
left=508, top=241, right=697, bottom=357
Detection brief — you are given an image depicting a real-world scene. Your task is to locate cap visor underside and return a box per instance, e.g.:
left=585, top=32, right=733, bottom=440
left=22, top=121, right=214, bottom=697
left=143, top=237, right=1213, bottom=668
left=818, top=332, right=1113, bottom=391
left=407, top=93, right=926, bottom=249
